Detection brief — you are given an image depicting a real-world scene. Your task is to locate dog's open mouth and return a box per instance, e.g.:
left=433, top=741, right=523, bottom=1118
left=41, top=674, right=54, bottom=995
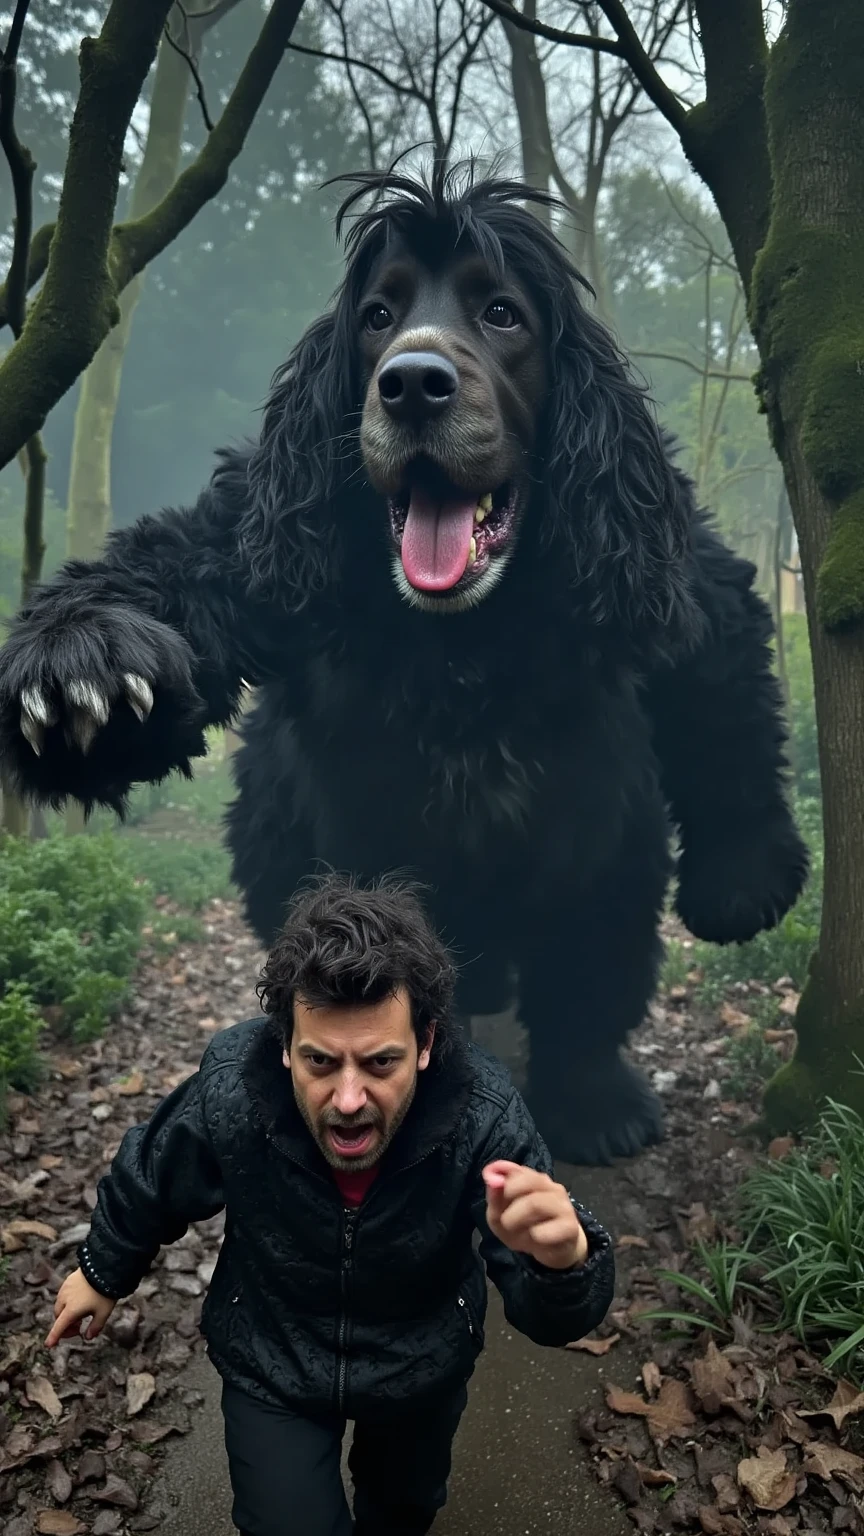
left=388, top=480, right=517, bottom=594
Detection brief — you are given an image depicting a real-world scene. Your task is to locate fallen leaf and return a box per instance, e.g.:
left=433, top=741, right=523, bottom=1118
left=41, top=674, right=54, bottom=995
left=690, top=1341, right=748, bottom=1419
left=711, top=1472, right=740, bottom=1512
left=606, top=1379, right=696, bottom=1442
left=46, top=1458, right=73, bottom=1503
left=736, top=1446, right=796, bottom=1511
left=682, top=1202, right=718, bottom=1245
left=26, top=1375, right=64, bottom=1420
left=763, top=1029, right=796, bottom=1045
left=720, top=1002, right=751, bottom=1030
left=617, top=1234, right=650, bottom=1250
left=92, top=1472, right=139, bottom=1510
left=698, top=1509, right=745, bottom=1536
left=768, top=1136, right=795, bottom=1161
left=566, top=1332, right=620, bottom=1356
left=802, top=1439, right=864, bottom=1487
left=642, top=1361, right=662, bottom=1398
left=35, top=1513, right=85, bottom=1535
left=126, top=1370, right=156, bottom=1416
left=128, top=1418, right=182, bottom=1444
left=3, top=1218, right=58, bottom=1243
left=798, top=1379, right=864, bottom=1431
left=637, top=1463, right=676, bottom=1487
left=778, top=991, right=800, bottom=1016
left=114, top=1069, right=145, bottom=1097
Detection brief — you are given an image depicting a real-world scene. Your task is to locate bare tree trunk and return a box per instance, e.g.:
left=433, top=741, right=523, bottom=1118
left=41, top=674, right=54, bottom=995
left=502, top=3, right=555, bottom=217
left=65, top=28, right=196, bottom=561
left=64, top=12, right=224, bottom=834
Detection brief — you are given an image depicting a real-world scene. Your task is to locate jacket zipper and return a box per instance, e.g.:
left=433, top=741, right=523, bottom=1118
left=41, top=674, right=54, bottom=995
left=336, top=1207, right=357, bottom=1413
left=457, top=1294, right=475, bottom=1339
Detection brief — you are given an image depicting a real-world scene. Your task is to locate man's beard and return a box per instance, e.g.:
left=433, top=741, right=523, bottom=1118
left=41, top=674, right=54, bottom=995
left=295, top=1076, right=418, bottom=1172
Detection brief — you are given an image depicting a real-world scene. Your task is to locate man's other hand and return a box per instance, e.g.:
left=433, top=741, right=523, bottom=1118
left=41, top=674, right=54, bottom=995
left=46, top=1268, right=116, bottom=1348
left=482, top=1161, right=589, bottom=1270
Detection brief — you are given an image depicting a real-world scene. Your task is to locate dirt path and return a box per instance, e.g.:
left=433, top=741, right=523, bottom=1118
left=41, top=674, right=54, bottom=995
left=1, top=901, right=859, bottom=1535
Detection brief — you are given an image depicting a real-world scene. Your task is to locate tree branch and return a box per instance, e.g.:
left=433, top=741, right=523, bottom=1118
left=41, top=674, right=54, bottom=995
left=115, top=0, right=306, bottom=283
left=0, top=0, right=36, bottom=339
left=0, top=0, right=307, bottom=471
left=163, top=15, right=215, bottom=132
left=286, top=38, right=419, bottom=99
left=593, top=0, right=689, bottom=133
left=0, top=0, right=176, bottom=470
left=631, top=349, right=753, bottom=382
left=480, top=0, right=625, bottom=56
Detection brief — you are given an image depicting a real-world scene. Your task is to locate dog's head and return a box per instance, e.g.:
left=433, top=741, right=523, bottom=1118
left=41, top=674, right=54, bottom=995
left=244, top=165, right=699, bottom=645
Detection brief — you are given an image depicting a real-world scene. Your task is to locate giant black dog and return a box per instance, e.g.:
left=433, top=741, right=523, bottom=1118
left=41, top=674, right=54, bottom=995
left=0, top=168, right=808, bottom=1164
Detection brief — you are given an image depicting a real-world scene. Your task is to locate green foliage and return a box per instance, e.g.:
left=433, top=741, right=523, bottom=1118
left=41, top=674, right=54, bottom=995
left=641, top=1240, right=764, bottom=1336
left=737, top=1098, right=864, bottom=1376
left=782, top=614, right=820, bottom=798
left=645, top=1100, right=864, bottom=1380
left=0, top=983, right=44, bottom=1119
left=0, top=833, right=149, bottom=1044
left=119, top=835, right=234, bottom=912
left=723, top=1018, right=784, bottom=1101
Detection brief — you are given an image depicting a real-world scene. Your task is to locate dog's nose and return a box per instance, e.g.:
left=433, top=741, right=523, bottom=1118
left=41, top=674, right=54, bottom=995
left=377, top=351, right=459, bottom=425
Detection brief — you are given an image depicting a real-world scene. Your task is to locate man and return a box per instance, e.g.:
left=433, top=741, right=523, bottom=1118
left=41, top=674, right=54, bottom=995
left=48, top=873, right=615, bottom=1536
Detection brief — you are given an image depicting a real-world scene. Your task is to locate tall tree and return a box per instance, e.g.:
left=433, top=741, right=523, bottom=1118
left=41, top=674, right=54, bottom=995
left=494, top=0, right=864, bottom=1128
left=0, top=0, right=309, bottom=473
left=65, top=2, right=243, bottom=564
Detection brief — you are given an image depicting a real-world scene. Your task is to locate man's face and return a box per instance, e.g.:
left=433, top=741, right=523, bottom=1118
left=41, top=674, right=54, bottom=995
left=284, top=987, right=434, bottom=1172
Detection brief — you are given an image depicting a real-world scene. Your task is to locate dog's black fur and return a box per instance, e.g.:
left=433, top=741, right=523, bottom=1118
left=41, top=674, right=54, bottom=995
left=0, top=168, right=808, bottom=1164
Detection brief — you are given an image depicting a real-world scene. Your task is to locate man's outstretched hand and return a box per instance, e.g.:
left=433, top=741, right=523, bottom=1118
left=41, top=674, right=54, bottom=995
left=483, top=1161, right=589, bottom=1271
left=46, top=1268, right=116, bottom=1348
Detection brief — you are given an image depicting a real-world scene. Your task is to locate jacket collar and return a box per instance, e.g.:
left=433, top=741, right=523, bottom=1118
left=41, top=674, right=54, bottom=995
left=240, top=1016, right=477, bottom=1180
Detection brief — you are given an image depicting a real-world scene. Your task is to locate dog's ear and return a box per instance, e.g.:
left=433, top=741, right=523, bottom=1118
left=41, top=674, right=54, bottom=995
left=241, top=311, right=357, bottom=603
left=545, top=296, right=702, bottom=654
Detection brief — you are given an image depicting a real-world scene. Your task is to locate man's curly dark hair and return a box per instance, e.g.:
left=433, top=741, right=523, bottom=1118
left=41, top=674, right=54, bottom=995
left=257, top=871, right=457, bottom=1051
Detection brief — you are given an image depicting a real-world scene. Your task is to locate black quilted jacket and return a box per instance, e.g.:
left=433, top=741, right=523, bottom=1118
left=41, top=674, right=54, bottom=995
left=79, top=1018, right=615, bottom=1420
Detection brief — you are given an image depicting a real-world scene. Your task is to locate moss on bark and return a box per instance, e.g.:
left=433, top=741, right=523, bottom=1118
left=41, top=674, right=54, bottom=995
left=763, top=956, right=864, bottom=1131
left=750, top=5, right=864, bottom=633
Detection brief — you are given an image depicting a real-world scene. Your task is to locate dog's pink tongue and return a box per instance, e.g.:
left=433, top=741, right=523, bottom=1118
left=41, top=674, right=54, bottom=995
left=401, top=487, right=475, bottom=591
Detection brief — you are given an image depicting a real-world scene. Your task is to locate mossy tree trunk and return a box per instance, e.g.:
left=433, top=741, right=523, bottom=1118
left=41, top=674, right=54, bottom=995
left=746, top=0, right=864, bottom=1125
left=64, top=21, right=196, bottom=838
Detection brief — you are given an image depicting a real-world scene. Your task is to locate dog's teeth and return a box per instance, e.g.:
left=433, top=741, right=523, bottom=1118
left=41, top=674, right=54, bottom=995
left=474, top=507, right=486, bottom=524
left=478, top=492, right=493, bottom=512
left=468, top=536, right=477, bottom=566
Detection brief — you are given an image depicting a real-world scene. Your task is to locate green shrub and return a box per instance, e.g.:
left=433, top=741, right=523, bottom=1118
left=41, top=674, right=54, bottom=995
left=655, top=1100, right=864, bottom=1380
left=0, top=832, right=148, bottom=1043
left=119, top=834, right=235, bottom=911
left=0, top=982, right=43, bottom=1117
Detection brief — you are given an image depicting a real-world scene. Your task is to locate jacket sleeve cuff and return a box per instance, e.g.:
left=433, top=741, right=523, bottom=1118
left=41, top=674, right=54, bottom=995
left=78, top=1239, right=139, bottom=1302
left=520, top=1200, right=614, bottom=1284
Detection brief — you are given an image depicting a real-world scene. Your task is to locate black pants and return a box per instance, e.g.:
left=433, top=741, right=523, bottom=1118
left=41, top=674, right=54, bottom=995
left=221, top=1380, right=468, bottom=1536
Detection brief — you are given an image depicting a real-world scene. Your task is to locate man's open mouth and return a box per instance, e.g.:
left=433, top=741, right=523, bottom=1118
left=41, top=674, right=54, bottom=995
left=327, top=1122, right=378, bottom=1159
left=388, top=480, right=518, bottom=594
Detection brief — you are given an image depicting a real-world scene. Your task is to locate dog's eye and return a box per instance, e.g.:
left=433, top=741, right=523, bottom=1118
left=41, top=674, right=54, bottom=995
left=484, top=301, right=520, bottom=329
left=364, top=304, right=393, bottom=333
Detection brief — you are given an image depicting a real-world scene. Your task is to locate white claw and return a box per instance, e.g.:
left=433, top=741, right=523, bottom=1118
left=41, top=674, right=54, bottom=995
left=65, top=678, right=110, bottom=726
left=21, top=711, right=44, bottom=757
left=123, top=673, right=153, bottom=723
left=20, top=686, right=57, bottom=757
left=21, top=686, right=55, bottom=727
